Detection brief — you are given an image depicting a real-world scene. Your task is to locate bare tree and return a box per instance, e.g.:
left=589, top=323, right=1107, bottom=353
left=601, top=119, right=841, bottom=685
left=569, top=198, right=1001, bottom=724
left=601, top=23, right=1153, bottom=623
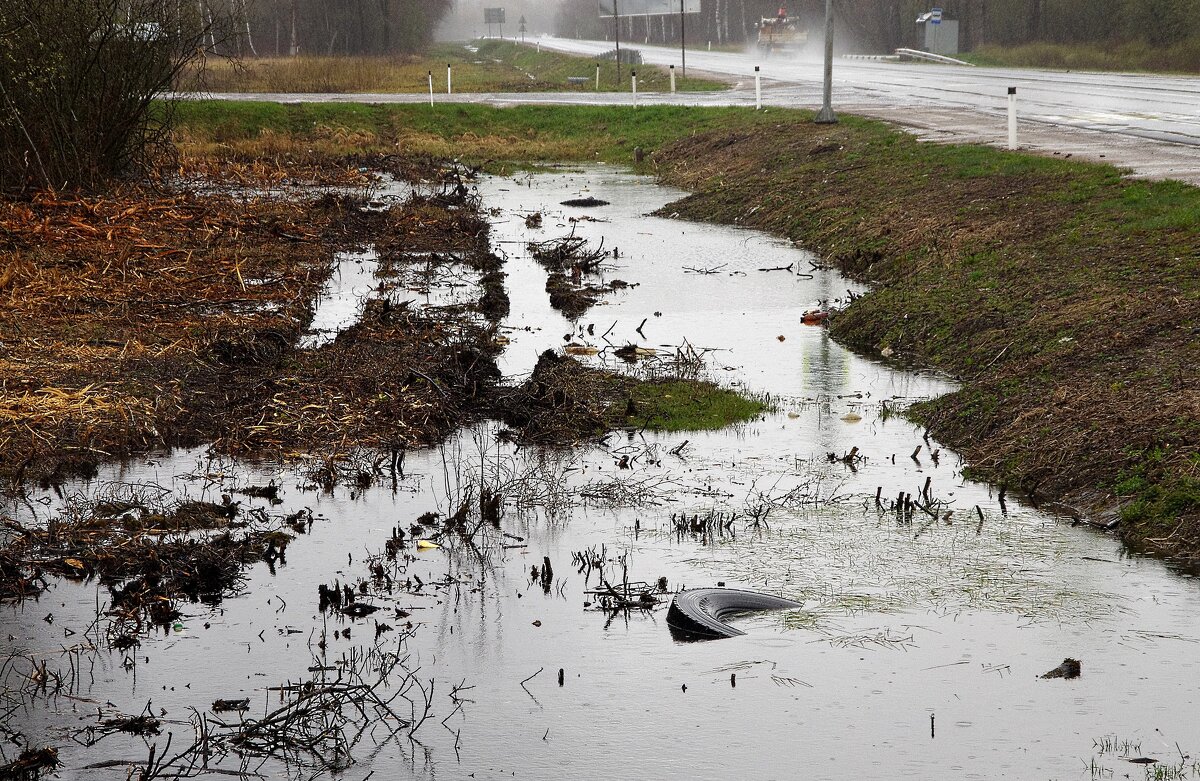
left=234, top=0, right=451, bottom=56
left=0, top=0, right=225, bottom=190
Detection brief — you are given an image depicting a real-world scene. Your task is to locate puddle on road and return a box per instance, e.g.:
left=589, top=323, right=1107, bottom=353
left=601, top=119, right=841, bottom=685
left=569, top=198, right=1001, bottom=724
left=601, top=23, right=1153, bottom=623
left=5, top=167, right=1200, bottom=781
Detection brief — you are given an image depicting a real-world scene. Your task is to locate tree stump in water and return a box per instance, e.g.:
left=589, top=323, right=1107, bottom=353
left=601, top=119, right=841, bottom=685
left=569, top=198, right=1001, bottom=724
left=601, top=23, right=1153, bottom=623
left=1040, top=658, right=1082, bottom=679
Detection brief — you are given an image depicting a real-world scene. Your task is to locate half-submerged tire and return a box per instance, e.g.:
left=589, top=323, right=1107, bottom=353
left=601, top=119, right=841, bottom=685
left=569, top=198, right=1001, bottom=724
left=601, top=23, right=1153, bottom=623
left=667, top=588, right=802, bottom=640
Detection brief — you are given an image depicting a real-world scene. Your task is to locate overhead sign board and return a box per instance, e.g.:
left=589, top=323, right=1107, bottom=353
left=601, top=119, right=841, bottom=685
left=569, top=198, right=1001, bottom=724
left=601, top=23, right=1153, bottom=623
left=484, top=7, right=505, bottom=24
left=599, top=0, right=701, bottom=18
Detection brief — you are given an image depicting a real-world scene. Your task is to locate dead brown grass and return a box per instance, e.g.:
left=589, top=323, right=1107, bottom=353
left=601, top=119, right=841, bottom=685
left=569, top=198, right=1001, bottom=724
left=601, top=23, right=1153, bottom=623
left=0, top=162, right=504, bottom=489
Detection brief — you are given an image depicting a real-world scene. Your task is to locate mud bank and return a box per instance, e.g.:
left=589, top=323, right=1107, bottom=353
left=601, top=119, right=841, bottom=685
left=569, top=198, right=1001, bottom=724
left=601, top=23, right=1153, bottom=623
left=648, top=117, right=1200, bottom=559
left=0, top=167, right=501, bottom=489
left=0, top=159, right=756, bottom=489
left=0, top=158, right=764, bottom=624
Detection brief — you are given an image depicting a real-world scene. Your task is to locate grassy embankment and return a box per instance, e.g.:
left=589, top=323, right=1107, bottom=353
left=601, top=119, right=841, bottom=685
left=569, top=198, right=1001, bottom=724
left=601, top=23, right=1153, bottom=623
left=172, top=101, right=781, bottom=170
left=188, top=40, right=722, bottom=95
left=174, top=101, right=1200, bottom=557
left=649, top=116, right=1200, bottom=558
left=963, top=40, right=1200, bottom=74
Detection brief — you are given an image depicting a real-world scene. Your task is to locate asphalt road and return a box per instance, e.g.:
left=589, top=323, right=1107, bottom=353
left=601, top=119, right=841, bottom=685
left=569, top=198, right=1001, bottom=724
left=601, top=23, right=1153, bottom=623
left=539, top=37, right=1200, bottom=146
left=534, top=36, right=1200, bottom=182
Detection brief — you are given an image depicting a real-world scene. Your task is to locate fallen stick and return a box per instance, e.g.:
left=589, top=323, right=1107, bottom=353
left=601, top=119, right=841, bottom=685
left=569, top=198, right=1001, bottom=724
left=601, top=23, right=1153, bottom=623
left=520, top=667, right=543, bottom=692
left=668, top=439, right=690, bottom=456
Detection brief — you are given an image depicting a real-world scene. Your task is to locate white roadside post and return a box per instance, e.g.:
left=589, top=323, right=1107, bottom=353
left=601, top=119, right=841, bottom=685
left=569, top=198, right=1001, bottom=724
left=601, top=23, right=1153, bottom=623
left=670, top=64, right=676, bottom=94
left=755, top=65, right=762, bottom=110
left=447, top=63, right=452, bottom=94
left=632, top=70, right=638, bottom=107
left=595, top=62, right=601, bottom=90
left=427, top=71, right=434, bottom=107
left=1007, top=86, right=1018, bottom=149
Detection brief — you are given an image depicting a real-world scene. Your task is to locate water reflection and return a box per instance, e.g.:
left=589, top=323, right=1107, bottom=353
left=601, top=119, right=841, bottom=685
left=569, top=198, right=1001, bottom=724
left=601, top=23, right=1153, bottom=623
left=3, top=168, right=1199, bottom=781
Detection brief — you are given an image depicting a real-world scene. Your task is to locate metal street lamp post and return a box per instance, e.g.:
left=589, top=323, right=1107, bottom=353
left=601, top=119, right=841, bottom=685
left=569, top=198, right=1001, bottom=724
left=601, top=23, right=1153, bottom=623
left=680, top=0, right=686, bottom=79
left=815, top=0, right=837, bottom=124
left=614, top=0, right=621, bottom=86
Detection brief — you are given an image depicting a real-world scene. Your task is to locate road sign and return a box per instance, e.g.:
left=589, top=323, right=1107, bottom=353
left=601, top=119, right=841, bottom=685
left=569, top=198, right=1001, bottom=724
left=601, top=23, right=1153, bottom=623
left=930, top=6, right=943, bottom=24
left=484, top=7, right=505, bottom=24
left=599, top=0, right=700, bottom=18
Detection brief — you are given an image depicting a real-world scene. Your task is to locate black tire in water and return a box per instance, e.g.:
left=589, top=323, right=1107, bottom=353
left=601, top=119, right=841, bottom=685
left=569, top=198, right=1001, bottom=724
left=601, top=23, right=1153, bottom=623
left=666, top=588, right=802, bottom=640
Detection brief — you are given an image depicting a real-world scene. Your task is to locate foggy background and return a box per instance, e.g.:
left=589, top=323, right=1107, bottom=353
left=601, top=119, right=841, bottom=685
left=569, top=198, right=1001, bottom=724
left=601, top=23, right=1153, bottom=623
left=208, top=0, right=1200, bottom=58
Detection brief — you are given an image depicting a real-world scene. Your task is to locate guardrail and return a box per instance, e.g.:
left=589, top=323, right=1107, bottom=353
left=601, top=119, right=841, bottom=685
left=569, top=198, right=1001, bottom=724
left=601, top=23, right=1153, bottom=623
left=894, top=48, right=975, bottom=66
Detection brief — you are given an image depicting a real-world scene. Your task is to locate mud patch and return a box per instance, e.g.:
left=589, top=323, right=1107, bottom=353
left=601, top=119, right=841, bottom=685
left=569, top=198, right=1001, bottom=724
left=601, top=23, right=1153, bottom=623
left=0, top=493, right=294, bottom=630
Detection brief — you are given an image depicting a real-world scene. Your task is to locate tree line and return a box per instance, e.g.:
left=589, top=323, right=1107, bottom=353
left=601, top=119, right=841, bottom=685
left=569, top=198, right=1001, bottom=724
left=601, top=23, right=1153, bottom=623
left=231, top=0, right=453, bottom=58
left=554, top=0, right=1200, bottom=51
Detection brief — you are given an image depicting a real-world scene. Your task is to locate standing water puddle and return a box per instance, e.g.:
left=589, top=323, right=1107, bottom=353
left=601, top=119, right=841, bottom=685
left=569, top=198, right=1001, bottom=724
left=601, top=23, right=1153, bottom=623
left=300, top=247, right=379, bottom=348
left=5, top=168, right=1199, bottom=781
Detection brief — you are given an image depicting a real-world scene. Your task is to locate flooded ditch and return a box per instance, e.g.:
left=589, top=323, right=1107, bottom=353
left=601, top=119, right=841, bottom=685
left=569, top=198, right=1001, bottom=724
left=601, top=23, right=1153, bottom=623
left=4, top=168, right=1200, bottom=780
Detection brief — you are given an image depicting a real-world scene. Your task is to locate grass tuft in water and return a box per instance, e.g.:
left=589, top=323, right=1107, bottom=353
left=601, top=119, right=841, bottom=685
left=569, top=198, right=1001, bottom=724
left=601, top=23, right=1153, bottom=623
left=628, top=381, right=765, bottom=432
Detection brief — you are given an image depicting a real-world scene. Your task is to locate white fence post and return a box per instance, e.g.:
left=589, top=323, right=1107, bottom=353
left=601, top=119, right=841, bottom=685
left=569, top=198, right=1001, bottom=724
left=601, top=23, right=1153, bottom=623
left=1007, top=87, right=1018, bottom=149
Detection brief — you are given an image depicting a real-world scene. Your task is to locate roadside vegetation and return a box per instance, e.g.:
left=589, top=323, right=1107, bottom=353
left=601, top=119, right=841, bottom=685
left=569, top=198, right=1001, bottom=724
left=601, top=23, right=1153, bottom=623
left=964, top=40, right=1200, bottom=74
left=0, top=0, right=216, bottom=190
left=188, top=40, right=722, bottom=94
left=173, top=102, right=771, bottom=170
left=647, top=112, right=1200, bottom=559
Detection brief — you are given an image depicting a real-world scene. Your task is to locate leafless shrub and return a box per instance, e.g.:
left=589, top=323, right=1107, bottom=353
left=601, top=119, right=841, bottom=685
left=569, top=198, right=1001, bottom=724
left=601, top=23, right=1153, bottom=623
left=0, top=0, right=223, bottom=190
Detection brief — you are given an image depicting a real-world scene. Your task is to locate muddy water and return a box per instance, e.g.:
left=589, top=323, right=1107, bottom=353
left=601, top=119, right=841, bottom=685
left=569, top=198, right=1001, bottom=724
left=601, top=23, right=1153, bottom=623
left=5, top=169, right=1200, bottom=780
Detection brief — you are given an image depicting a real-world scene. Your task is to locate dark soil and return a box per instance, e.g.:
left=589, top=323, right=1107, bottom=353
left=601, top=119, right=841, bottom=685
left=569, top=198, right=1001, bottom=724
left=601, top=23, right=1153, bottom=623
left=649, top=118, right=1200, bottom=559
left=528, top=232, right=616, bottom=318
left=0, top=170, right=504, bottom=490
left=560, top=197, right=610, bottom=207
left=0, top=748, right=59, bottom=781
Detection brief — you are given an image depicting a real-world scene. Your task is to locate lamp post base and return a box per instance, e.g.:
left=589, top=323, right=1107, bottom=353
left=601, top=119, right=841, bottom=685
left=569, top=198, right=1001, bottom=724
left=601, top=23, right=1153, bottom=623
left=814, top=106, right=838, bottom=124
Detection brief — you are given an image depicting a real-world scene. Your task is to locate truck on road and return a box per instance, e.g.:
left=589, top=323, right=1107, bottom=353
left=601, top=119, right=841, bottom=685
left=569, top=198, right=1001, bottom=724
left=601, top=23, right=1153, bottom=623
left=756, top=9, right=808, bottom=54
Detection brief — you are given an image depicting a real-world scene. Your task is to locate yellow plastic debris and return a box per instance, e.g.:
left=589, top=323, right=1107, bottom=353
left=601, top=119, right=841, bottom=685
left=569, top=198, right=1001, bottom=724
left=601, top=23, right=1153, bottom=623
left=415, top=539, right=440, bottom=550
